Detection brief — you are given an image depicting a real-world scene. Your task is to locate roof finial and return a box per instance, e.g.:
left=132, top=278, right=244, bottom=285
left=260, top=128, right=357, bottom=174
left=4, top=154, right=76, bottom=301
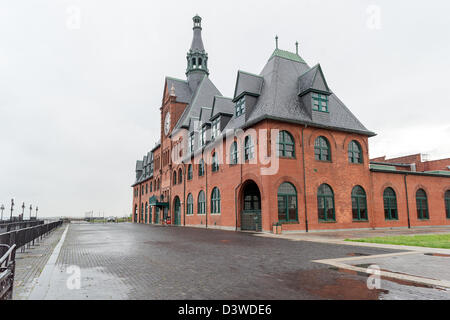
left=295, top=41, right=299, bottom=55
left=275, top=35, right=279, bottom=49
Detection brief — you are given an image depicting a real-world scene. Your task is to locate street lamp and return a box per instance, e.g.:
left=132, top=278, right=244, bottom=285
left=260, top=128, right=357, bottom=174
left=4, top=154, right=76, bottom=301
left=10, top=199, right=14, bottom=221
left=0, top=204, right=4, bottom=221
left=35, top=206, right=39, bottom=220
left=29, top=204, right=33, bottom=220
left=22, top=202, right=25, bottom=221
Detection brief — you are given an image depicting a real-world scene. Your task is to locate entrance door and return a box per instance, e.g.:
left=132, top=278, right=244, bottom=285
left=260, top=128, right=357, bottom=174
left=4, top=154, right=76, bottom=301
left=155, top=208, right=159, bottom=224
left=174, top=197, right=181, bottom=226
left=241, top=181, right=262, bottom=231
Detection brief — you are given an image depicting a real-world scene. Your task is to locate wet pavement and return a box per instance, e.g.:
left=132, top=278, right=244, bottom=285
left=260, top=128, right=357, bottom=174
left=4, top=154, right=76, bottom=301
left=24, top=223, right=450, bottom=300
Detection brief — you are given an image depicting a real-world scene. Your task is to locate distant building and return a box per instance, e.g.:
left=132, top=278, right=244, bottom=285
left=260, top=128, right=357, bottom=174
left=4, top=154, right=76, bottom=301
left=131, top=15, right=450, bottom=232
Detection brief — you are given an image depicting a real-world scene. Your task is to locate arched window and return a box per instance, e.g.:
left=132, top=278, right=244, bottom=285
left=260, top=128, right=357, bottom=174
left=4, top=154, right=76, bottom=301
left=212, top=152, right=219, bottom=172
left=277, top=131, right=295, bottom=158
left=178, top=168, right=183, bottom=183
left=314, top=136, right=331, bottom=161
left=318, top=184, right=335, bottom=222
left=384, top=188, right=398, bottom=220
left=445, top=190, right=450, bottom=219
left=187, top=194, right=194, bottom=215
left=352, top=186, right=368, bottom=221
left=198, top=159, right=205, bottom=177
left=230, top=141, right=238, bottom=165
left=277, top=182, right=298, bottom=222
left=244, top=136, right=254, bottom=161
left=145, top=202, right=148, bottom=223
left=211, top=187, right=221, bottom=214
left=198, top=58, right=203, bottom=68
left=140, top=203, right=144, bottom=222
left=192, top=58, right=196, bottom=67
left=348, top=141, right=363, bottom=164
left=173, top=171, right=177, bottom=185
left=198, top=191, right=206, bottom=214
left=187, top=164, right=193, bottom=180
left=416, top=189, right=429, bottom=220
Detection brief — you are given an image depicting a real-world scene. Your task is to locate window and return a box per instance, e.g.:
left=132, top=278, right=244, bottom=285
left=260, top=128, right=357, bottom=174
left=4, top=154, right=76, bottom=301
left=141, top=186, right=144, bottom=195
left=348, top=141, right=363, bottom=164
left=352, top=186, right=368, bottom=221
left=277, top=182, right=298, bottom=222
left=146, top=184, right=148, bottom=194
left=145, top=203, right=148, bottom=223
left=314, top=136, right=331, bottom=161
left=384, top=188, right=398, bottom=220
left=235, top=97, right=245, bottom=117
left=211, top=188, right=221, bottom=214
left=212, top=152, right=219, bottom=172
left=211, top=117, right=220, bottom=140
left=187, top=164, right=193, bottom=180
left=445, top=190, right=450, bottom=219
left=198, top=191, right=206, bottom=214
left=312, top=93, right=328, bottom=112
left=230, top=141, right=238, bottom=165
left=416, top=189, right=429, bottom=220
left=198, top=159, right=205, bottom=177
left=277, top=131, right=295, bottom=158
left=187, top=194, right=194, bottom=215
left=244, top=136, right=254, bottom=161
left=318, top=184, right=335, bottom=222
left=201, top=127, right=207, bottom=146
left=189, top=134, right=194, bottom=153
left=150, top=182, right=152, bottom=192
left=178, top=169, right=182, bottom=183
left=173, top=171, right=177, bottom=185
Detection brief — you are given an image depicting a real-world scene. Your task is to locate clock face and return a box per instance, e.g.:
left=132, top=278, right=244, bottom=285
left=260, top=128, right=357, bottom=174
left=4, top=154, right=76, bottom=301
left=164, top=112, right=171, bottom=135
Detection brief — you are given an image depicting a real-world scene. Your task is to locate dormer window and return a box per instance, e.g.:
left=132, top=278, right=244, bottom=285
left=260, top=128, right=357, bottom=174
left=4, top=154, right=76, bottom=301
left=312, top=93, right=328, bottom=112
left=201, top=126, right=207, bottom=146
left=235, top=97, right=245, bottom=117
left=189, top=134, right=194, bottom=153
left=211, top=117, right=220, bottom=140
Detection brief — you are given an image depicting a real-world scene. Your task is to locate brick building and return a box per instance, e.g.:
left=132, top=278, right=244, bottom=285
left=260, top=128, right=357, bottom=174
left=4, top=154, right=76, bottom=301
left=131, top=15, right=450, bottom=233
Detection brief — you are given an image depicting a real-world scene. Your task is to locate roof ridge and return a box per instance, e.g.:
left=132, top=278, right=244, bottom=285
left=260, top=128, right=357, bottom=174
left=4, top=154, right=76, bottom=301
left=165, top=76, right=188, bottom=83
left=238, top=70, right=264, bottom=79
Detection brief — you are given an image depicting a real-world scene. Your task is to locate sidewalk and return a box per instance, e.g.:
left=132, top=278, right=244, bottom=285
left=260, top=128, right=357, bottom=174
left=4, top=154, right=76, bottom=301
left=257, top=226, right=450, bottom=295
left=12, top=225, right=66, bottom=300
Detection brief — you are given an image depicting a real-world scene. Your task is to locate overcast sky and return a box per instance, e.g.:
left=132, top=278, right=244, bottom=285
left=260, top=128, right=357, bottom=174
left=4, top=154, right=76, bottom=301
left=0, top=0, right=449, bottom=218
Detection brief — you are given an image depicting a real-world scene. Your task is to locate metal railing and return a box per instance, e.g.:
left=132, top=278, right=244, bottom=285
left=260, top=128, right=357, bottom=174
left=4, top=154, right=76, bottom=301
left=0, top=244, right=16, bottom=300
left=0, top=220, right=63, bottom=300
left=0, top=220, right=44, bottom=234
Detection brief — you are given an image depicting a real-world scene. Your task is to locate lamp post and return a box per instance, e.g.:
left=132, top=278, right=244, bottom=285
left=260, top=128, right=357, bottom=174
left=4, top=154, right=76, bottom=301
left=35, top=206, right=38, bottom=220
left=10, top=199, right=14, bottom=221
left=29, top=204, right=33, bottom=221
left=22, top=202, right=25, bottom=221
left=0, top=204, right=4, bottom=221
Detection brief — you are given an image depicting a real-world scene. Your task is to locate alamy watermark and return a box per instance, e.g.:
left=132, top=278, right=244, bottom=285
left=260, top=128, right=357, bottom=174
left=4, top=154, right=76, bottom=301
left=66, top=265, right=81, bottom=290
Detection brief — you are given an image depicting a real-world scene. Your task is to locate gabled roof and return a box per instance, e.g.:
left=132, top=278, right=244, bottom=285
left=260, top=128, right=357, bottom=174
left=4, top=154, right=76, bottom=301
left=297, top=64, right=331, bottom=96
left=211, top=96, right=234, bottom=119
left=174, top=74, right=221, bottom=130
left=233, top=70, right=264, bottom=101
left=199, top=106, right=213, bottom=124
left=165, top=77, right=192, bottom=104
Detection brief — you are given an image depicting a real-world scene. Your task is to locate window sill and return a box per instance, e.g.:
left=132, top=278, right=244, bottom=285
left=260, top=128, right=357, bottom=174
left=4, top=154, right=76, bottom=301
left=279, top=221, right=299, bottom=225
left=314, top=159, right=332, bottom=163
left=210, top=213, right=221, bottom=216
left=319, top=220, right=336, bottom=223
left=385, top=219, right=399, bottom=222
left=278, top=156, right=296, bottom=160
left=352, top=220, right=369, bottom=223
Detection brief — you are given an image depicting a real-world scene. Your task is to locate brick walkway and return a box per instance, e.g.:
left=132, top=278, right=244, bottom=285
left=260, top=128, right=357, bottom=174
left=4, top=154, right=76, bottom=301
left=23, top=223, right=450, bottom=300
left=13, top=225, right=65, bottom=300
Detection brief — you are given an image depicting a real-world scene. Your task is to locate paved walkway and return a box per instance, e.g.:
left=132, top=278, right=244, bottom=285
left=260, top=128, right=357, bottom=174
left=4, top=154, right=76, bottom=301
left=12, top=225, right=65, bottom=300
left=16, top=223, right=449, bottom=300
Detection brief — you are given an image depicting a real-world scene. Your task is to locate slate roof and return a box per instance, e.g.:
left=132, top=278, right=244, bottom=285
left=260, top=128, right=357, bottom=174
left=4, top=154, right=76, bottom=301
left=233, top=71, right=264, bottom=100
left=211, top=96, right=234, bottom=119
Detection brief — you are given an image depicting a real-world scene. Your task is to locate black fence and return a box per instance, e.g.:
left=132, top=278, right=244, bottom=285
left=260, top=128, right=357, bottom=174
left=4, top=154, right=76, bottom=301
left=0, top=220, right=63, bottom=300
left=0, top=220, right=44, bottom=234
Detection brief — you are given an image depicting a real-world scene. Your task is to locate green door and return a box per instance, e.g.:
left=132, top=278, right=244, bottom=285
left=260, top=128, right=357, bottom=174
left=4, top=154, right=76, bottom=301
left=155, top=208, right=159, bottom=224
left=174, top=197, right=181, bottom=226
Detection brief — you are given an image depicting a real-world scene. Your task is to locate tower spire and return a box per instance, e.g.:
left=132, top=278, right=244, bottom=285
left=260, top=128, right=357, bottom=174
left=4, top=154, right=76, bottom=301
left=186, top=14, right=209, bottom=80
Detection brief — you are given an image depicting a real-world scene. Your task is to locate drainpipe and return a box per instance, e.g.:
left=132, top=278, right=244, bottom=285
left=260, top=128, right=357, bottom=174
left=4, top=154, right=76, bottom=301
left=205, top=152, right=208, bottom=229
left=234, top=147, right=243, bottom=232
left=404, top=173, right=411, bottom=229
left=183, top=163, right=186, bottom=226
left=301, top=125, right=309, bottom=232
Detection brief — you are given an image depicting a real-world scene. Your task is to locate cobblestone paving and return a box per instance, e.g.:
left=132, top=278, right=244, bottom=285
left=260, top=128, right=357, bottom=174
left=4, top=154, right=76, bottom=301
left=28, top=223, right=450, bottom=300
left=13, top=226, right=65, bottom=300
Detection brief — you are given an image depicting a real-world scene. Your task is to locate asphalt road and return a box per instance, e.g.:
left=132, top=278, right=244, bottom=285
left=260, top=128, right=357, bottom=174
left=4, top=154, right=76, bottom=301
left=29, top=223, right=450, bottom=300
